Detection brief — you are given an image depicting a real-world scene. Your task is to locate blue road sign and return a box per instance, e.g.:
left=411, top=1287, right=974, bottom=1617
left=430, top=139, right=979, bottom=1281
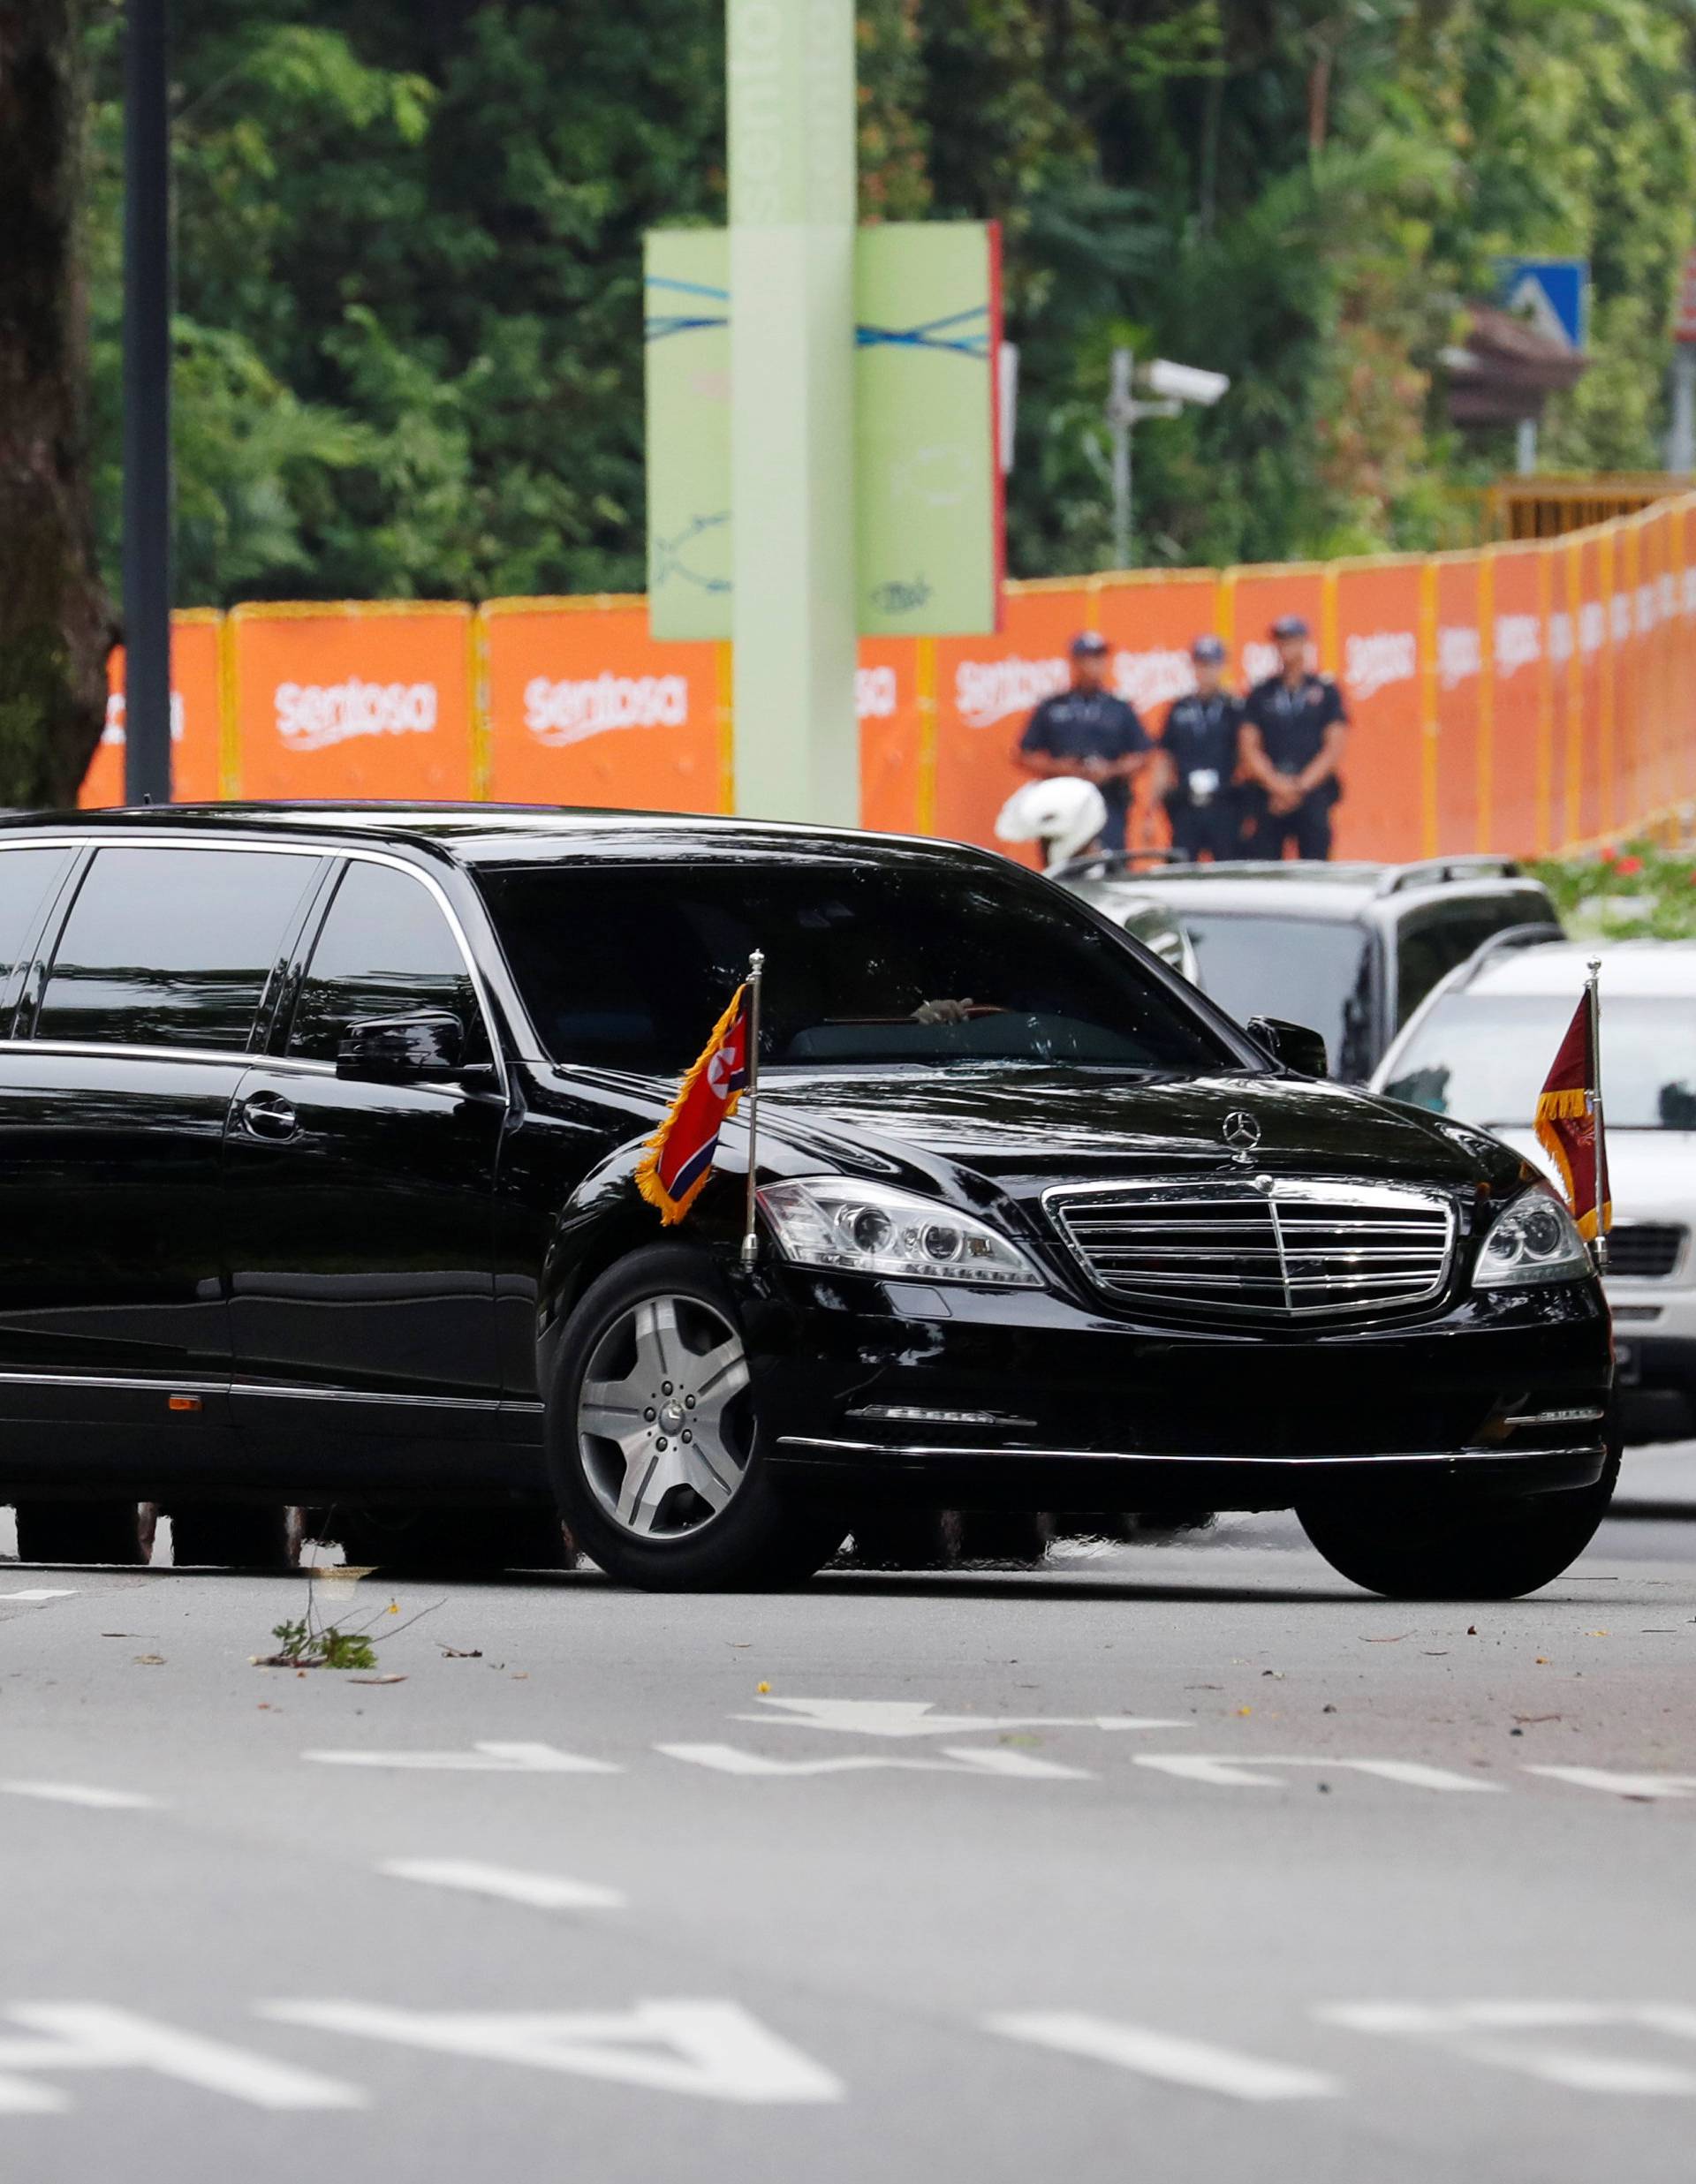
left=1495, top=257, right=1589, bottom=351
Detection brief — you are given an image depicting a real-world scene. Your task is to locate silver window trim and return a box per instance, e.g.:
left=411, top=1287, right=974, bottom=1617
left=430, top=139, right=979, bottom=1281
left=0, top=1366, right=504, bottom=1412
left=10, top=833, right=509, bottom=1102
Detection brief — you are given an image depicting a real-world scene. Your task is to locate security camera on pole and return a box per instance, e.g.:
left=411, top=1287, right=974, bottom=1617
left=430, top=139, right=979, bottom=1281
left=1105, top=351, right=1230, bottom=570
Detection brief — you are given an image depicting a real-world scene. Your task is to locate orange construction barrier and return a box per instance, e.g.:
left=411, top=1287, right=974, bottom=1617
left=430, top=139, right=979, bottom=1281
left=227, top=601, right=475, bottom=804
left=481, top=597, right=725, bottom=816
left=80, top=610, right=224, bottom=807
left=73, top=492, right=1696, bottom=860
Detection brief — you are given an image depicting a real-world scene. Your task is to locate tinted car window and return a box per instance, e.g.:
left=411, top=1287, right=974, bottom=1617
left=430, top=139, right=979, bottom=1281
left=1384, top=991, right=1696, bottom=1130
left=290, top=860, right=481, bottom=1063
left=37, top=847, right=314, bottom=1051
left=477, top=859, right=1238, bottom=1075
left=1395, top=903, right=1544, bottom=1030
left=1182, top=913, right=1374, bottom=1078
left=0, top=849, right=72, bottom=1025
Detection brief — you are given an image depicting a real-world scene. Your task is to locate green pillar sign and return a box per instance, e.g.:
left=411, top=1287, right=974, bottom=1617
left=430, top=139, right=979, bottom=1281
left=727, top=0, right=857, bottom=826
left=644, top=0, right=1003, bottom=823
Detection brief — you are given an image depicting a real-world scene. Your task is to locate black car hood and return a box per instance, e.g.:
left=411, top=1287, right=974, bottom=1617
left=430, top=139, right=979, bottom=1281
left=755, top=1069, right=1519, bottom=1211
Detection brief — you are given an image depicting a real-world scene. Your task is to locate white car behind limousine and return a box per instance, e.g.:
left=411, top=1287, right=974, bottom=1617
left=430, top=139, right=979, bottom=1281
left=1372, top=937, right=1696, bottom=1441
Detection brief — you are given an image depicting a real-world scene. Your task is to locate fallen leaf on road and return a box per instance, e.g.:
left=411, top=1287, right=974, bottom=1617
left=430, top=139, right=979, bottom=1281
left=1185, top=1683, right=1223, bottom=1690
left=756, top=1681, right=770, bottom=1694
left=1535, top=1657, right=1550, bottom=1665
left=1513, top=1713, right=1561, bottom=1724
left=132, top=1654, right=165, bottom=1666
left=1236, top=1706, right=1252, bottom=1717
left=1422, top=1651, right=1449, bottom=1657
left=1359, top=1634, right=1410, bottom=1644
left=438, top=1647, right=482, bottom=1659
left=1467, top=1626, right=1478, bottom=1636
left=349, top=1674, right=406, bottom=1686
left=1586, top=1629, right=1610, bottom=1638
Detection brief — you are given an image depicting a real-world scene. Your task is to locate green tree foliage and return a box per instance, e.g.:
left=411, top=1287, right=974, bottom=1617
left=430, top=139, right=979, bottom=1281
left=80, top=0, right=1696, bottom=601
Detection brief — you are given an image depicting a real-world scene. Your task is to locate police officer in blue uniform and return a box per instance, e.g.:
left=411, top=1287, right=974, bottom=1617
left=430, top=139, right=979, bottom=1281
left=1016, top=632, right=1153, bottom=855
left=1158, top=635, right=1245, bottom=861
left=1240, top=615, right=1349, bottom=860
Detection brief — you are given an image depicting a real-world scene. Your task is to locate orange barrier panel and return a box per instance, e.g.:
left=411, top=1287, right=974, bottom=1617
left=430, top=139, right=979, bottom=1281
left=1223, top=567, right=1327, bottom=694
left=932, top=586, right=1089, bottom=854
left=80, top=611, right=224, bottom=808
left=1433, top=556, right=1484, bottom=856
left=858, top=638, right=923, bottom=835
left=229, top=601, right=474, bottom=804
left=1330, top=561, right=1423, bottom=862
left=1093, top=570, right=1219, bottom=718
left=481, top=598, right=723, bottom=815
left=1486, top=546, right=1546, bottom=854
left=1572, top=533, right=1608, bottom=841
left=75, top=487, right=1696, bottom=855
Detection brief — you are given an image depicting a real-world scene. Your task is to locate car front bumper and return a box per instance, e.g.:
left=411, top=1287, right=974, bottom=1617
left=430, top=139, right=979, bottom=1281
left=743, top=1265, right=1613, bottom=1513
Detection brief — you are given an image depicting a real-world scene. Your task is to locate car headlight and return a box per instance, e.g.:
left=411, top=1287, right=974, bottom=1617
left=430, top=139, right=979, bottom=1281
left=1473, top=1185, right=1593, bottom=1288
left=757, top=1177, right=1043, bottom=1288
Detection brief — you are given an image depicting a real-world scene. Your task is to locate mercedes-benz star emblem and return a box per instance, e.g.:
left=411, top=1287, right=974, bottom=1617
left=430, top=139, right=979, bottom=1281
left=1223, top=1110, right=1262, bottom=1161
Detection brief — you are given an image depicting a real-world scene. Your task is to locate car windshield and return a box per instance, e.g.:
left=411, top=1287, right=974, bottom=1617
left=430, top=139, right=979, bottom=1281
left=1382, top=991, right=1696, bottom=1130
left=1182, top=912, right=1374, bottom=1077
left=477, top=858, right=1241, bottom=1076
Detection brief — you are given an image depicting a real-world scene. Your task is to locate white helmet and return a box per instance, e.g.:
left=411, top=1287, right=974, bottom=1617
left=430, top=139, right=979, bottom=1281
left=994, top=777, right=1109, bottom=874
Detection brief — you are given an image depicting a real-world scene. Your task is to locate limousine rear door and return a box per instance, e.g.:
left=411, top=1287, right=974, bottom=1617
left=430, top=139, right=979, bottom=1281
left=0, top=840, right=324, bottom=1445
left=223, top=854, right=505, bottom=1452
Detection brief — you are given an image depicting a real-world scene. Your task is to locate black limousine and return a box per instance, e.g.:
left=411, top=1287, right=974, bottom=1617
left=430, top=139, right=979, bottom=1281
left=0, top=805, right=1612, bottom=1597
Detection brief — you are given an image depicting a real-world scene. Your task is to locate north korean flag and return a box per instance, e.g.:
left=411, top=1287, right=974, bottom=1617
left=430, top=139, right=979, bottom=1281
left=635, top=983, right=753, bottom=1226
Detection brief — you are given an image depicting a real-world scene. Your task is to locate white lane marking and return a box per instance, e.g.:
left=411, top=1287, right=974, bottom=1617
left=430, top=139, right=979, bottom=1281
left=989, top=2012, right=1341, bottom=2102
left=1319, top=2003, right=1696, bottom=2095
left=734, top=1697, right=1183, bottom=1738
left=0, top=2006, right=364, bottom=2111
left=1134, top=1755, right=1503, bottom=1794
left=0, top=1781, right=160, bottom=1810
left=657, top=1742, right=1090, bottom=1780
left=303, top=1742, right=621, bottom=1775
left=0, top=1590, right=79, bottom=1604
left=380, top=1859, right=625, bottom=1912
left=262, top=1999, right=843, bottom=2105
left=1526, top=1767, right=1696, bottom=1801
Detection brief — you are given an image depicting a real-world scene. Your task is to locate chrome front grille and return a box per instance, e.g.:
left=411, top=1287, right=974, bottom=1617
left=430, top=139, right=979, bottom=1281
left=1045, top=1175, right=1457, bottom=1324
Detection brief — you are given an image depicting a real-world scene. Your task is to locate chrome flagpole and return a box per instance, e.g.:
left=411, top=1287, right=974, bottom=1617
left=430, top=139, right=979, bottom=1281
left=1586, top=956, right=1608, bottom=1275
left=740, top=950, right=765, bottom=1270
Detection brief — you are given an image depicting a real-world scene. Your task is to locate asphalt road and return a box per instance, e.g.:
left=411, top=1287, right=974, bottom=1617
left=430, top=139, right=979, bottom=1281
left=1, top=1495, right=1692, bottom=2184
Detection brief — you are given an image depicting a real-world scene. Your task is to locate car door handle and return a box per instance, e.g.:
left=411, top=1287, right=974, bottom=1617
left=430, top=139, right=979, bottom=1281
left=238, top=1092, right=299, bottom=1143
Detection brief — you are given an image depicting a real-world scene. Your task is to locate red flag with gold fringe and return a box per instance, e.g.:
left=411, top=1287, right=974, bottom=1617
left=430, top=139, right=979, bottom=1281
left=635, top=982, right=752, bottom=1226
left=1534, top=988, right=1610, bottom=1243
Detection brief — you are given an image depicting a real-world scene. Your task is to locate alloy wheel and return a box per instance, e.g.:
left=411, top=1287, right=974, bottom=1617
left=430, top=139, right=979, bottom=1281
left=577, top=1293, right=753, bottom=1541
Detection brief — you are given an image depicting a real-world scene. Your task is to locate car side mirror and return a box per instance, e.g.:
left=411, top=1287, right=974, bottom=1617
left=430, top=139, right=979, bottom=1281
left=337, top=1012, right=466, bottom=1084
left=1247, top=1015, right=1329, bottom=1078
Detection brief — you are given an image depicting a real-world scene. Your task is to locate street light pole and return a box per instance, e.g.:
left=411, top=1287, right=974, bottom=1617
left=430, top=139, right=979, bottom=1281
left=1109, top=348, right=1134, bottom=570
left=122, top=0, right=172, bottom=806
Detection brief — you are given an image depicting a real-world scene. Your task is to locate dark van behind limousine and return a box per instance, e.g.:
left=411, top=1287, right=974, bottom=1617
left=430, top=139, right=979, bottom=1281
left=0, top=805, right=1613, bottom=1598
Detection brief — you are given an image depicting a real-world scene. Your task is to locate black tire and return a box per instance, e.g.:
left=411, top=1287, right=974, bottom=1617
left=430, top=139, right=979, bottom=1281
left=549, top=1243, right=845, bottom=1591
left=849, top=1508, right=963, bottom=1570
left=1299, top=1455, right=1619, bottom=1601
left=329, top=1504, right=577, bottom=1576
left=13, top=1500, right=153, bottom=1566
left=167, top=1503, right=304, bottom=1573
left=958, top=1509, right=1054, bottom=1567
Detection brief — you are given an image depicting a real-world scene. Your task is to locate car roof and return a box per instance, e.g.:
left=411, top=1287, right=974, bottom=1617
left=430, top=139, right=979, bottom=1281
left=1115, top=859, right=1548, bottom=920
left=0, top=802, right=978, bottom=871
left=1450, top=938, right=1696, bottom=999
